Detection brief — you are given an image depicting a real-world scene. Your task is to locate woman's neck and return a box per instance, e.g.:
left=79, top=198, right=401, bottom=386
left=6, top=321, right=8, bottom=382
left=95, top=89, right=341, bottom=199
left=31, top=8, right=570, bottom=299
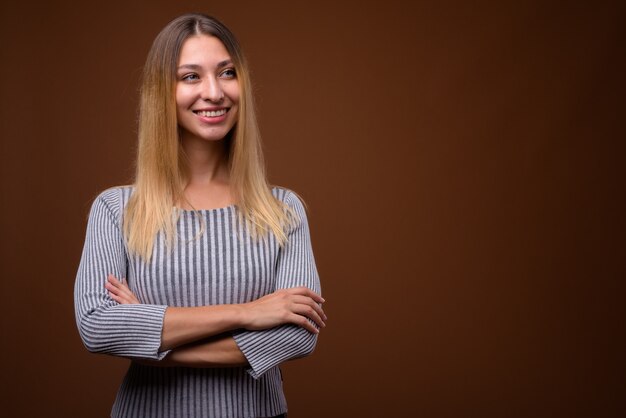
left=180, top=135, right=229, bottom=186
left=177, top=134, right=233, bottom=210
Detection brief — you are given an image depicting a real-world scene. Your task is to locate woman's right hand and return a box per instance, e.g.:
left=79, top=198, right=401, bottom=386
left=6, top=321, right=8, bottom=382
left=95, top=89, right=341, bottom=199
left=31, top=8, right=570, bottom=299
left=241, top=287, right=327, bottom=334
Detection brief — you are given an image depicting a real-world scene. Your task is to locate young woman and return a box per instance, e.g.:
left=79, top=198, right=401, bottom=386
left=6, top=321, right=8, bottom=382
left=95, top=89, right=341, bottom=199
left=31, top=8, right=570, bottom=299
left=74, top=13, right=325, bottom=418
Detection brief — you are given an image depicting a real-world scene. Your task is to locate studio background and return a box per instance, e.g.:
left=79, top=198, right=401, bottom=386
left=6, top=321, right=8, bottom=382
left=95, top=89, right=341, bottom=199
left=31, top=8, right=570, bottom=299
left=0, top=1, right=624, bottom=417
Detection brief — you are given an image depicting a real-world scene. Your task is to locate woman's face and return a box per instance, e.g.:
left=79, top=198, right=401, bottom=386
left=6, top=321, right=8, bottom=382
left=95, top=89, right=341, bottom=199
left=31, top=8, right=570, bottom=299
left=176, top=35, right=240, bottom=143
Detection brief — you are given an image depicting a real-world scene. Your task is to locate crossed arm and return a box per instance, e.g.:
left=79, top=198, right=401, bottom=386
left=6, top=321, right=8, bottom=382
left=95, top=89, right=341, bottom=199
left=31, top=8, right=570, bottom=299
left=105, top=274, right=326, bottom=368
left=75, top=189, right=323, bottom=376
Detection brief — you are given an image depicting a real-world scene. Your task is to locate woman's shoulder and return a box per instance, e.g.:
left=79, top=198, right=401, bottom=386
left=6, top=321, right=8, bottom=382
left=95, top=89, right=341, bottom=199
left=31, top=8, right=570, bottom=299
left=270, top=186, right=309, bottom=226
left=91, top=185, right=135, bottom=215
left=270, top=185, right=306, bottom=209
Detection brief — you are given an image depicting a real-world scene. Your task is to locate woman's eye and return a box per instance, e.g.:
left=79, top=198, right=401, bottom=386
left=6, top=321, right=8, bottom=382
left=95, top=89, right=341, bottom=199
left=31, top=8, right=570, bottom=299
left=181, top=73, right=200, bottom=81
left=220, top=68, right=237, bottom=79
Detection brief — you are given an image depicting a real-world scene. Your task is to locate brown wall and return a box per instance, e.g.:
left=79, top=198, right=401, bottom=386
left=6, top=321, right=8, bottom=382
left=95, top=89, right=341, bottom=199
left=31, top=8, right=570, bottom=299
left=1, top=1, right=624, bottom=417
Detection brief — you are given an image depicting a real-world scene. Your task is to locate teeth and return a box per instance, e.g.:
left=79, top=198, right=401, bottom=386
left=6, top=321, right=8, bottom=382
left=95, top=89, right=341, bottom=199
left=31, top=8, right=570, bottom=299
left=197, top=109, right=227, bottom=117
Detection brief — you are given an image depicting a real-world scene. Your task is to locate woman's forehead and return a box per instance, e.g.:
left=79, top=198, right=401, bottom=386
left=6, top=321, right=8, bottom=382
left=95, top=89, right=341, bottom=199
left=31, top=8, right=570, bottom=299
left=178, top=35, right=231, bottom=65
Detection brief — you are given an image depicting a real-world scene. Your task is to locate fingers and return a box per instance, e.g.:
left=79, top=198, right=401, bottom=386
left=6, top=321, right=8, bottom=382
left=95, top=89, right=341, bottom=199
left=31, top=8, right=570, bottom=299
left=289, top=313, right=320, bottom=334
left=105, top=274, right=140, bottom=304
left=282, top=288, right=327, bottom=332
left=242, top=287, right=328, bottom=333
left=282, top=288, right=326, bottom=317
left=298, top=294, right=327, bottom=320
left=285, top=287, right=325, bottom=304
left=291, top=295, right=327, bottom=328
left=291, top=307, right=324, bottom=331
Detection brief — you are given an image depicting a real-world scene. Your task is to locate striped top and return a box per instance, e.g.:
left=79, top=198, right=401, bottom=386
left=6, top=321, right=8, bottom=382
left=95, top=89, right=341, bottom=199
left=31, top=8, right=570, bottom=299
left=74, top=186, right=321, bottom=418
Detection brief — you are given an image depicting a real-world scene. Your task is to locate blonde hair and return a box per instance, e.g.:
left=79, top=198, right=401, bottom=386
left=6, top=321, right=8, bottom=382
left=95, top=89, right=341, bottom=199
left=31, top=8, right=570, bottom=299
left=124, top=13, right=295, bottom=261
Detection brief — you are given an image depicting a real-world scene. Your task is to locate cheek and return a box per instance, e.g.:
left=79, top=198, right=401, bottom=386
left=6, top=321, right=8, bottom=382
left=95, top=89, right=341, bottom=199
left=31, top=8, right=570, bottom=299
left=175, top=86, right=192, bottom=109
left=175, top=91, right=181, bottom=106
left=226, top=83, right=241, bottom=104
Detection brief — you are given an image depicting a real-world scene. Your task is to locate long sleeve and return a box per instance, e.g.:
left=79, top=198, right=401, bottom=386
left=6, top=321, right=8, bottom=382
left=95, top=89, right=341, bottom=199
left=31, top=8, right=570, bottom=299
left=233, top=191, right=321, bottom=379
left=74, top=188, right=169, bottom=360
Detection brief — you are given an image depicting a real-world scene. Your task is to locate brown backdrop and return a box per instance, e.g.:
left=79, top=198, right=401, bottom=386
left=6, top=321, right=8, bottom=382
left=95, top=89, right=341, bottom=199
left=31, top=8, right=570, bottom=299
left=1, top=1, right=624, bottom=417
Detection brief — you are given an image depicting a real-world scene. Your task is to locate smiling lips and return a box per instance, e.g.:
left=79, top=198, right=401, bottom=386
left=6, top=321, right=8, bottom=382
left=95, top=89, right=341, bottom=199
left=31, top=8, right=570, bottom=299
left=194, top=108, right=228, bottom=118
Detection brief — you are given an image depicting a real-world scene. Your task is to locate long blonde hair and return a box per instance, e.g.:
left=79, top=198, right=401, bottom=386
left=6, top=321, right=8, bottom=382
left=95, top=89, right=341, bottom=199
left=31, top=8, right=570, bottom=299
left=124, top=13, right=295, bottom=261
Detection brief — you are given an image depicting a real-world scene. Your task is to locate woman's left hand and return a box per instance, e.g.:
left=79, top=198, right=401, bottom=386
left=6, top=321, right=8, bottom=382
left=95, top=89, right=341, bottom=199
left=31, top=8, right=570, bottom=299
left=105, top=274, right=140, bottom=304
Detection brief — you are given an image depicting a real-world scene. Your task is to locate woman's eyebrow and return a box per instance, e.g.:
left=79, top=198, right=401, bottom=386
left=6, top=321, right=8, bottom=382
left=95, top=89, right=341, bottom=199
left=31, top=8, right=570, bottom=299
left=177, top=60, right=233, bottom=71
left=216, top=59, right=233, bottom=68
left=178, top=64, right=202, bottom=71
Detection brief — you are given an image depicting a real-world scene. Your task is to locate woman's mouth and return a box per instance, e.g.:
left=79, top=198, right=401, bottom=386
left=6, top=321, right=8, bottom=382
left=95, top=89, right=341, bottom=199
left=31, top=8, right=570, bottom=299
left=194, top=108, right=228, bottom=117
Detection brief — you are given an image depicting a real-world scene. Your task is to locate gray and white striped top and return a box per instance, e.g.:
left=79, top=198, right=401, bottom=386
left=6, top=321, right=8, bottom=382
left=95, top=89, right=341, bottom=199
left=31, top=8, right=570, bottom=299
left=74, top=186, right=321, bottom=418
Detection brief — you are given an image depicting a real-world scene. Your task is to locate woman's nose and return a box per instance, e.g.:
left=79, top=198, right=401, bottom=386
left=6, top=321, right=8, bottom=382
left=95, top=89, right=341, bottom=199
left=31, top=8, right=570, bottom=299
left=202, top=77, right=224, bottom=102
